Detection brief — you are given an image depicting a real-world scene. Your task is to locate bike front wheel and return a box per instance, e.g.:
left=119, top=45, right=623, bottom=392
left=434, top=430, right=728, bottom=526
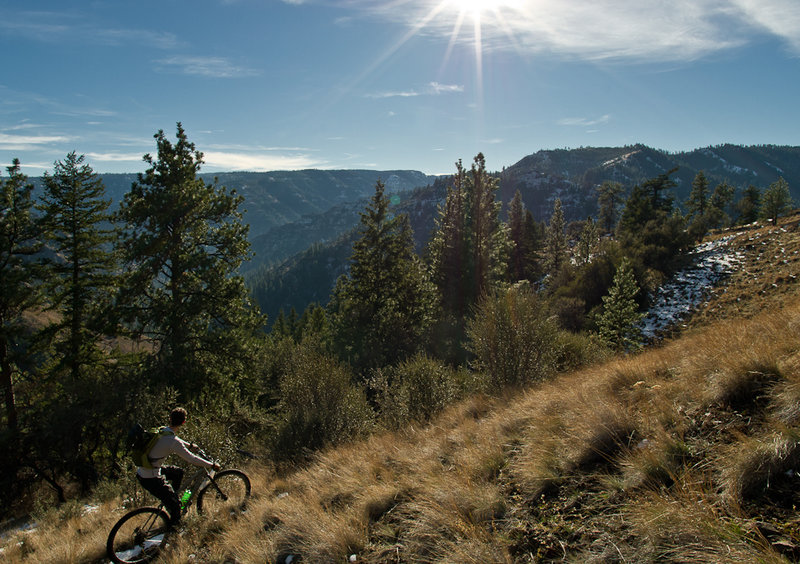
left=106, top=506, right=171, bottom=564
left=196, top=469, right=251, bottom=516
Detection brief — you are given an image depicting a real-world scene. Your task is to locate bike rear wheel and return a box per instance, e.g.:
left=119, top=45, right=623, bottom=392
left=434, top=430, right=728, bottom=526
left=106, top=506, right=171, bottom=564
left=196, top=469, right=251, bottom=516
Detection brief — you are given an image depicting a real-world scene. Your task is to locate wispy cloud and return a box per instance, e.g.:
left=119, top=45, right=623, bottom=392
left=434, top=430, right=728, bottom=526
left=0, top=132, right=72, bottom=150
left=558, top=114, right=611, bottom=127
left=0, top=11, right=179, bottom=49
left=202, top=151, right=322, bottom=171
left=155, top=56, right=261, bottom=78
left=429, top=81, right=464, bottom=94
left=84, top=152, right=144, bottom=163
left=366, top=81, right=463, bottom=98
left=344, top=0, right=800, bottom=61
left=96, top=29, right=180, bottom=49
left=366, top=90, right=420, bottom=99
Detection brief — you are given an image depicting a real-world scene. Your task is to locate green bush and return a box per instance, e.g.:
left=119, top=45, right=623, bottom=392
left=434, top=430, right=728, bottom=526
left=555, top=330, right=611, bottom=372
left=272, top=342, right=374, bottom=459
left=467, top=287, right=562, bottom=391
left=372, top=354, right=466, bottom=428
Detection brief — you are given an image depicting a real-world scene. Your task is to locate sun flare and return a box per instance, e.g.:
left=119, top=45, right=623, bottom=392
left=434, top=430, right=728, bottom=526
left=446, top=0, right=519, bottom=17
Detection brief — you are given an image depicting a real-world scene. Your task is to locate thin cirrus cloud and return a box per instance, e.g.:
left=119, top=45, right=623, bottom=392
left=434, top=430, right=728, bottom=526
left=0, top=12, right=179, bottom=49
left=0, top=132, right=72, bottom=150
left=202, top=151, right=322, bottom=171
left=155, top=56, right=261, bottom=78
left=366, top=81, right=463, bottom=98
left=558, top=115, right=612, bottom=127
left=343, top=0, right=800, bottom=62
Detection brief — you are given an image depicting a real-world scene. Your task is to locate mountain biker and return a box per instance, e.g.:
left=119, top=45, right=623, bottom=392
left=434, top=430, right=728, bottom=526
left=136, top=407, right=220, bottom=528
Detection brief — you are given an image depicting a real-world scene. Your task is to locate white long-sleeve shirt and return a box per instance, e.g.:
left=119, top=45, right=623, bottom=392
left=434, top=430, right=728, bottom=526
left=136, top=427, right=215, bottom=479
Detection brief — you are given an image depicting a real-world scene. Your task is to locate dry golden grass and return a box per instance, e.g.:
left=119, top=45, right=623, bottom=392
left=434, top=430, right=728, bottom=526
left=7, top=218, right=800, bottom=563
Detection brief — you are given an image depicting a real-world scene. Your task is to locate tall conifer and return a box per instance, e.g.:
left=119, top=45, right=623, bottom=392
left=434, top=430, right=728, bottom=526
left=38, top=152, right=117, bottom=381
left=428, top=154, right=508, bottom=362
left=329, top=180, right=434, bottom=374
left=0, top=160, right=44, bottom=431
left=544, top=198, right=567, bottom=278
left=116, top=124, right=263, bottom=399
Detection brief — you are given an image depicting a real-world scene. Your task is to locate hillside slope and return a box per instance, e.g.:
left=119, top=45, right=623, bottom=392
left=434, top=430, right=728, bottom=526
left=500, top=144, right=800, bottom=223
left=4, top=217, right=800, bottom=563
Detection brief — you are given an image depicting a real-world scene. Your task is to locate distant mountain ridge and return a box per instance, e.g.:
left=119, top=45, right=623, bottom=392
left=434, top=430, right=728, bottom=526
left=248, top=144, right=800, bottom=322
left=500, top=144, right=800, bottom=223
left=83, top=169, right=436, bottom=241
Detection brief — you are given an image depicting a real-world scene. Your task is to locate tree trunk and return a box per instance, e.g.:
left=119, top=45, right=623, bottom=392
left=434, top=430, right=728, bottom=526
left=0, top=335, right=18, bottom=431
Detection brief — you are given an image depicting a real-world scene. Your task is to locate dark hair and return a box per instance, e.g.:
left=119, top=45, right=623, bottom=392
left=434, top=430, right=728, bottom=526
left=169, top=407, right=187, bottom=427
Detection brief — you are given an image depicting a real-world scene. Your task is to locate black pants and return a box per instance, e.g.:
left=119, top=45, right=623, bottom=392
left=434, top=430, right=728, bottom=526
left=137, top=466, right=185, bottom=525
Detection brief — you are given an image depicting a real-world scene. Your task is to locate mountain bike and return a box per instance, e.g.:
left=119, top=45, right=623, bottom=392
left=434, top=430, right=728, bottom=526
left=106, top=449, right=251, bottom=564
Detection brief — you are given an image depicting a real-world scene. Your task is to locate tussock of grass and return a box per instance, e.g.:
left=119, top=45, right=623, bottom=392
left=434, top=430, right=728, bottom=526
left=624, top=479, right=787, bottom=563
left=718, top=430, right=800, bottom=504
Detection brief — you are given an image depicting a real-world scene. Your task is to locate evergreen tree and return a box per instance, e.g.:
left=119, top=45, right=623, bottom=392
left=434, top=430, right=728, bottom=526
left=329, top=180, right=434, bottom=375
left=521, top=209, right=544, bottom=281
left=616, top=184, right=654, bottom=235
left=576, top=216, right=599, bottom=266
left=642, top=167, right=677, bottom=213
left=507, top=193, right=544, bottom=283
left=707, top=181, right=735, bottom=229
left=427, top=154, right=508, bottom=362
left=760, top=177, right=793, bottom=224
left=685, top=170, right=709, bottom=221
left=0, top=160, right=45, bottom=431
left=737, top=185, right=761, bottom=224
left=617, top=169, right=689, bottom=273
left=298, top=303, right=329, bottom=342
left=597, top=258, right=644, bottom=352
left=544, top=198, right=568, bottom=278
left=597, top=181, right=624, bottom=235
left=38, top=152, right=117, bottom=381
left=116, top=123, right=263, bottom=400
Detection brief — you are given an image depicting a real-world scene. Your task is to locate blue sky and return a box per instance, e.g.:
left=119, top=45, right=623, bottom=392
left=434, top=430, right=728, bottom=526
left=2, top=0, right=799, bottom=176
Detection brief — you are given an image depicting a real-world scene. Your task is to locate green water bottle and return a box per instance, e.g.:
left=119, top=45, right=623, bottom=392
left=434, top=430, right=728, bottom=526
left=180, top=489, right=191, bottom=509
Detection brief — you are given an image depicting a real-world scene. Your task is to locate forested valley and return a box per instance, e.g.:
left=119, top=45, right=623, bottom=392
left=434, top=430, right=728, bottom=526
left=1, top=123, right=796, bottom=532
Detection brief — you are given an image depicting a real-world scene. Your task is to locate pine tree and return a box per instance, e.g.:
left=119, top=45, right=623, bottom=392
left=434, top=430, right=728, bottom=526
left=0, top=160, right=45, bottom=431
left=428, top=154, right=508, bottom=318
left=427, top=154, right=508, bottom=363
left=597, top=258, right=644, bottom=352
left=329, top=180, right=434, bottom=374
left=521, top=209, right=544, bottom=282
left=576, top=216, right=599, bottom=266
left=760, top=177, right=793, bottom=224
left=544, top=198, right=568, bottom=278
left=685, top=170, right=709, bottom=221
left=737, top=185, right=761, bottom=225
left=116, top=123, right=263, bottom=399
left=708, top=181, right=735, bottom=229
left=38, top=152, right=117, bottom=381
left=507, top=190, right=528, bottom=281
left=596, top=181, right=624, bottom=235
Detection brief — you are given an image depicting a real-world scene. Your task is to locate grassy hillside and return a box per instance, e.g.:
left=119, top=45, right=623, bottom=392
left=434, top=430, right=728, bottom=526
left=4, top=217, right=800, bottom=563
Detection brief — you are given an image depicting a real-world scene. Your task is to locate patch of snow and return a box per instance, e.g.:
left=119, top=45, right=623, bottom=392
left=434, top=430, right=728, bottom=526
left=0, top=520, right=37, bottom=542
left=640, top=235, right=744, bottom=339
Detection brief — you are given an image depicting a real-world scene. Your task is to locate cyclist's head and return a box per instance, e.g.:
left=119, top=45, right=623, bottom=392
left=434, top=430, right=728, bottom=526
left=169, top=407, right=187, bottom=428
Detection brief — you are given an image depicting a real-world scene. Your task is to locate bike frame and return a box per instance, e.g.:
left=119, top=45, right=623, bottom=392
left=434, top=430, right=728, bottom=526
left=179, top=466, right=216, bottom=512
